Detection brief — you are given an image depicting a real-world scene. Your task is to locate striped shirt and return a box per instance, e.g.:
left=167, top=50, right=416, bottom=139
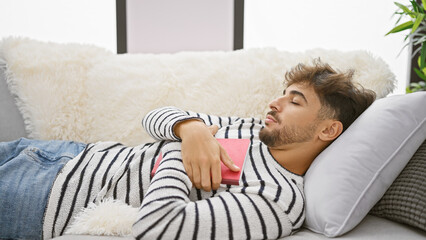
left=43, top=107, right=305, bottom=240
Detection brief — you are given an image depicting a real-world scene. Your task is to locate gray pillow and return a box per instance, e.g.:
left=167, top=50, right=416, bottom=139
left=0, top=62, right=27, bottom=141
left=303, top=92, right=426, bottom=237
left=370, top=140, right=425, bottom=231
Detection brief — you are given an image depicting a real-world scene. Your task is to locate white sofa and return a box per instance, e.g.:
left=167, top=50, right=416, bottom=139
left=0, top=38, right=425, bottom=239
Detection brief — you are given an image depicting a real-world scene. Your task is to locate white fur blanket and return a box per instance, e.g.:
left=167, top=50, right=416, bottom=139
left=0, top=37, right=396, bottom=146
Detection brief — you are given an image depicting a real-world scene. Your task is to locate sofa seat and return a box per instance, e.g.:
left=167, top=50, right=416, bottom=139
left=52, top=215, right=426, bottom=240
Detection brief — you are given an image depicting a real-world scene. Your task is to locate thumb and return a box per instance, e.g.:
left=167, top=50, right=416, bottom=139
left=220, top=146, right=240, bottom=172
left=207, top=125, right=219, bottom=136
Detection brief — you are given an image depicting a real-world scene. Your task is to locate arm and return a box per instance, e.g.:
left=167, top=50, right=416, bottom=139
left=183, top=109, right=244, bottom=129
left=142, top=106, right=203, bottom=141
left=142, top=106, right=245, bottom=141
left=142, top=107, right=241, bottom=191
left=132, top=144, right=293, bottom=240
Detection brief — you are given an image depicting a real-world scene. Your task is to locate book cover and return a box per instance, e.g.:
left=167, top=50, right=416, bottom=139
left=151, top=138, right=250, bottom=185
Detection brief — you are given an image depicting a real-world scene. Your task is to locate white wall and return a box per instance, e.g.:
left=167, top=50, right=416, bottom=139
left=126, top=0, right=234, bottom=53
left=0, top=0, right=408, bottom=94
left=0, top=0, right=116, bottom=53
left=245, top=0, right=409, bottom=94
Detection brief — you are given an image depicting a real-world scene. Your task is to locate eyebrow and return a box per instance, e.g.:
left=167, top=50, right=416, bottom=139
left=283, top=89, right=308, bottom=104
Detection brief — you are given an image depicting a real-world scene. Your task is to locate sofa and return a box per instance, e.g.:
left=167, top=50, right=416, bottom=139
left=0, top=37, right=425, bottom=240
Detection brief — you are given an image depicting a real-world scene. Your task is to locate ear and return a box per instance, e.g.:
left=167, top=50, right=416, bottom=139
left=318, top=120, right=343, bottom=142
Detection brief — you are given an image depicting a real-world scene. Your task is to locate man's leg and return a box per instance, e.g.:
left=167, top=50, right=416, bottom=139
left=0, top=138, right=86, bottom=240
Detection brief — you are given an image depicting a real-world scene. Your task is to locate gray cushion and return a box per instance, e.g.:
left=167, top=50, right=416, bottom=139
left=370, top=140, right=426, bottom=231
left=0, top=62, right=27, bottom=141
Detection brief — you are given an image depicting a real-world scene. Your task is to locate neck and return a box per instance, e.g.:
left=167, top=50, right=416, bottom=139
left=268, top=141, right=325, bottom=175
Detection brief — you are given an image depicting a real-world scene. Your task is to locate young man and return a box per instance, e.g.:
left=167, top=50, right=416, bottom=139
left=0, top=61, right=375, bottom=240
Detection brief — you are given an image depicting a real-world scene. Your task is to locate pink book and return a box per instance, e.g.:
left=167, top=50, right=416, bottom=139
left=151, top=138, right=250, bottom=185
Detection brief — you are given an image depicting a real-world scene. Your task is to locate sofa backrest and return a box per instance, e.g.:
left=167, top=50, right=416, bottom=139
left=0, top=61, right=26, bottom=141
left=0, top=38, right=396, bottom=145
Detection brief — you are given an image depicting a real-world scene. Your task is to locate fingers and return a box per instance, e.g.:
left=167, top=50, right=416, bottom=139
left=200, top=161, right=212, bottom=192
left=196, top=157, right=221, bottom=192
left=220, top=146, right=240, bottom=172
left=188, top=156, right=222, bottom=192
left=182, top=159, right=193, bottom=184
left=211, top=159, right=222, bottom=190
left=191, top=163, right=202, bottom=190
left=179, top=128, right=223, bottom=192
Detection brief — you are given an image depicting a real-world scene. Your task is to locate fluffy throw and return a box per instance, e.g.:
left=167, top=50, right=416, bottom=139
left=65, top=198, right=139, bottom=236
left=0, top=37, right=396, bottom=146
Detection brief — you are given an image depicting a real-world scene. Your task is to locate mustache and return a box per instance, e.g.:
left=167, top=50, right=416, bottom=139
left=267, top=110, right=281, bottom=124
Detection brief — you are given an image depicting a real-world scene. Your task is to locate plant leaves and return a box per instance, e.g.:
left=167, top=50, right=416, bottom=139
left=410, top=82, right=421, bottom=88
left=395, top=2, right=416, bottom=17
left=386, top=21, right=414, bottom=35
left=414, top=67, right=426, bottom=80
left=411, top=13, right=425, bottom=33
left=412, top=30, right=426, bottom=40
left=407, top=80, right=426, bottom=92
left=395, top=13, right=403, bottom=25
left=411, top=0, right=420, bottom=12
left=420, top=44, right=426, bottom=69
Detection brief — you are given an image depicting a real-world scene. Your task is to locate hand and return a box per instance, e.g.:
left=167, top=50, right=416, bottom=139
left=175, top=120, right=240, bottom=191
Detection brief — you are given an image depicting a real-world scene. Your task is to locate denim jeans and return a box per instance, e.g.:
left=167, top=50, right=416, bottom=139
left=0, top=138, right=86, bottom=240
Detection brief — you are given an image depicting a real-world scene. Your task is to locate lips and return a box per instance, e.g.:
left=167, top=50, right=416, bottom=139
left=265, top=114, right=277, bottom=124
left=265, top=110, right=281, bottom=125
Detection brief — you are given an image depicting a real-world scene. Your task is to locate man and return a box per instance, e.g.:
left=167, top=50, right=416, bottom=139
left=0, top=60, right=375, bottom=240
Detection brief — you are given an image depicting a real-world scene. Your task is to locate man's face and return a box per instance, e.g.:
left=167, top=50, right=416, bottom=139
left=259, top=83, right=323, bottom=148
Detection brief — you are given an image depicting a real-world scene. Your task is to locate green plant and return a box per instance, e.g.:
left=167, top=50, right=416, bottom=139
left=387, top=0, right=426, bottom=92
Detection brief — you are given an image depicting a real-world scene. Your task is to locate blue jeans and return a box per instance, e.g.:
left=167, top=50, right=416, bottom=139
left=0, top=138, right=86, bottom=240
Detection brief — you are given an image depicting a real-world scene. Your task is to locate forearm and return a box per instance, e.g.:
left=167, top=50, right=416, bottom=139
left=184, top=110, right=252, bottom=128
left=142, top=107, right=203, bottom=141
left=174, top=119, right=209, bottom=139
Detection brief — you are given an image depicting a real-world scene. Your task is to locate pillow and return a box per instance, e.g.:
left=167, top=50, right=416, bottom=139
left=303, top=92, right=426, bottom=237
left=369, top=140, right=425, bottom=231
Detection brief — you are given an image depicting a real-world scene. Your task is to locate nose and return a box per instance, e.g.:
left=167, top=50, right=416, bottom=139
left=268, top=96, right=284, bottom=112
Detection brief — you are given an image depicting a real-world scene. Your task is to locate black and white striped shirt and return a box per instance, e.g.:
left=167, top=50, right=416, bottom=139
left=43, top=107, right=305, bottom=240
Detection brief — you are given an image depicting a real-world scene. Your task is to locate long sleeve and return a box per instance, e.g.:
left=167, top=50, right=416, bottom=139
left=184, top=109, right=250, bottom=129
left=132, top=142, right=295, bottom=240
left=142, top=106, right=262, bottom=141
left=142, top=106, right=202, bottom=141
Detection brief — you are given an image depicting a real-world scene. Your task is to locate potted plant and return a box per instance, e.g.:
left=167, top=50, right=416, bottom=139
left=387, top=0, right=426, bottom=92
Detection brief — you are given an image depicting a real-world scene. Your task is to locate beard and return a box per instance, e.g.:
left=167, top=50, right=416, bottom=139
left=259, top=111, right=318, bottom=147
